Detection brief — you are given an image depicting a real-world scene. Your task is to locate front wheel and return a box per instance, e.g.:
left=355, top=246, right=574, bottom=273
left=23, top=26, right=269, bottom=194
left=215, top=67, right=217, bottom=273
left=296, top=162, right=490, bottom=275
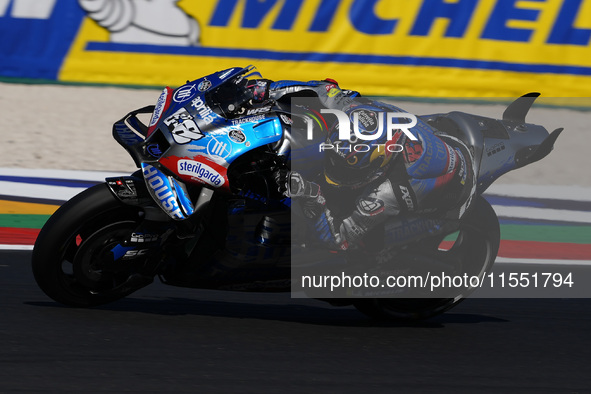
left=32, top=183, right=152, bottom=307
left=354, top=195, right=500, bottom=321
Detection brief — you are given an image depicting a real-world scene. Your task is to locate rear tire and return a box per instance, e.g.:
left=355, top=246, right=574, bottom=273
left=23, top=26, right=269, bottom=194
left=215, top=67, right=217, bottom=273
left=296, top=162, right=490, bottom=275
left=32, top=183, right=147, bottom=307
left=354, top=196, right=500, bottom=321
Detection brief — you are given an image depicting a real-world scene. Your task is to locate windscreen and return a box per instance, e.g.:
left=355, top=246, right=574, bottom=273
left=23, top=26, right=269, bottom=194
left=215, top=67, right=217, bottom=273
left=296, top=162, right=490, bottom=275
left=205, top=66, right=263, bottom=119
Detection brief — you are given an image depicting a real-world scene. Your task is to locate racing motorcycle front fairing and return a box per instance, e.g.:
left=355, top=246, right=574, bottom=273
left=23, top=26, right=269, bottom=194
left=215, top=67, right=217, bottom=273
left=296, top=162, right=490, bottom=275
left=111, top=66, right=288, bottom=221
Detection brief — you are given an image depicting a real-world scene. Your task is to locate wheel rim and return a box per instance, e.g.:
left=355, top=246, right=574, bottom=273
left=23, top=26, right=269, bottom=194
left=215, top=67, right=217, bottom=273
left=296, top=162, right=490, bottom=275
left=71, top=221, right=140, bottom=292
left=53, top=210, right=146, bottom=301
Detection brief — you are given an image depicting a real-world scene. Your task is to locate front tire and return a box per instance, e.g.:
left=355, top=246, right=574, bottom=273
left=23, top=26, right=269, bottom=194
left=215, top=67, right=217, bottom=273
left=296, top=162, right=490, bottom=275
left=32, top=183, right=148, bottom=307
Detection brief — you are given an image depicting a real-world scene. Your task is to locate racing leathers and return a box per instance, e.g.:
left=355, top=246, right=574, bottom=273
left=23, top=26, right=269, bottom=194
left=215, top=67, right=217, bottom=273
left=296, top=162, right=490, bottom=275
left=250, top=78, right=476, bottom=251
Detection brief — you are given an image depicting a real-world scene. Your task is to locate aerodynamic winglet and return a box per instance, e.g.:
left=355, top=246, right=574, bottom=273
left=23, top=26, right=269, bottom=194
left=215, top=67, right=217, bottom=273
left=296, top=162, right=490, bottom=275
left=515, top=127, right=564, bottom=168
left=524, top=127, right=563, bottom=164
left=503, top=92, right=541, bottom=123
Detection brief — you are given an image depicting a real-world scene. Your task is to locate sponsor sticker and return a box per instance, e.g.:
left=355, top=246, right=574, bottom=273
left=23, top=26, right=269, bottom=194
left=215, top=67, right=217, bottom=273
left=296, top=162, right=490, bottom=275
left=178, top=159, right=226, bottom=187
left=486, top=142, right=506, bottom=157
left=122, top=249, right=150, bottom=259
left=325, top=84, right=337, bottom=92
left=279, top=114, right=293, bottom=125
left=197, top=79, right=212, bottom=92
left=228, top=128, right=246, bottom=144
left=446, top=145, right=457, bottom=173
left=327, top=87, right=341, bottom=97
left=231, top=114, right=265, bottom=125
left=357, top=197, right=385, bottom=216
left=149, top=87, right=169, bottom=127
left=108, top=178, right=137, bottom=201
left=143, top=164, right=184, bottom=219
left=191, top=96, right=215, bottom=124
left=398, top=185, right=415, bottom=211
left=349, top=109, right=378, bottom=133
left=246, top=106, right=272, bottom=115
left=130, top=232, right=159, bottom=243
left=207, top=136, right=232, bottom=159
left=218, top=68, right=236, bottom=80
left=147, top=143, right=163, bottom=157
left=173, top=84, right=197, bottom=103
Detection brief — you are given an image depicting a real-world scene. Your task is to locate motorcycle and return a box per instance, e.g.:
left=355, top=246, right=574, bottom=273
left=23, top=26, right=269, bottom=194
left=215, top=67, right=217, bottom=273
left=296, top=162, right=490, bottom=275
left=32, top=66, right=562, bottom=320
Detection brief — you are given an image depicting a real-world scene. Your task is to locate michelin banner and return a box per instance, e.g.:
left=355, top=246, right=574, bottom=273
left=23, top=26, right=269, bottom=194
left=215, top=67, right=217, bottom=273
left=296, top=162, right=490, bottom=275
left=1, top=0, right=591, bottom=97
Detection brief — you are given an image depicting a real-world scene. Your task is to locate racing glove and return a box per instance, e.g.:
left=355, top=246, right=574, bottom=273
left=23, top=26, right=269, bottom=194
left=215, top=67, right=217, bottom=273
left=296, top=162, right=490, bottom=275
left=274, top=170, right=347, bottom=250
left=274, top=170, right=327, bottom=218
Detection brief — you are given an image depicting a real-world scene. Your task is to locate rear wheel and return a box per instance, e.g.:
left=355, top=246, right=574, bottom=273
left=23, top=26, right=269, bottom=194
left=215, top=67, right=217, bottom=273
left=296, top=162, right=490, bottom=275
left=32, top=183, right=151, bottom=307
left=354, top=196, right=500, bottom=321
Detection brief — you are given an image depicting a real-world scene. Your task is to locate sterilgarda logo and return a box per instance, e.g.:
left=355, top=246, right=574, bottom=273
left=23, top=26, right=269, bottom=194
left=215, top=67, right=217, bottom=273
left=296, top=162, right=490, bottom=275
left=309, top=109, right=418, bottom=154
left=178, top=159, right=225, bottom=188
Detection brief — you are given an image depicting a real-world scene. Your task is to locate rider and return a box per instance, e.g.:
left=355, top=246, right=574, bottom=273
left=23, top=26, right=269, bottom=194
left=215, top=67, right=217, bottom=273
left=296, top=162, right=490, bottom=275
left=242, top=76, right=476, bottom=251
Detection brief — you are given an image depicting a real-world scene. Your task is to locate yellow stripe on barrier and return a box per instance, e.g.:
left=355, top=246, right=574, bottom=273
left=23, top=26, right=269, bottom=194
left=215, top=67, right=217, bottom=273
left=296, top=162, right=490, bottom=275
left=59, top=0, right=591, bottom=97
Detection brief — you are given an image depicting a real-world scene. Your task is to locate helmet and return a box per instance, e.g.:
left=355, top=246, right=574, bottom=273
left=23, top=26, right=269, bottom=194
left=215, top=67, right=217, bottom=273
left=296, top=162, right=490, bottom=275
left=323, top=104, right=408, bottom=189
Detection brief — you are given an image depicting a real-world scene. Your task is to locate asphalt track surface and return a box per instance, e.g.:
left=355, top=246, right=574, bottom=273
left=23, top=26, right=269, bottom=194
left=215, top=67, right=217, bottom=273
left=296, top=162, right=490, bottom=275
left=2, top=250, right=590, bottom=393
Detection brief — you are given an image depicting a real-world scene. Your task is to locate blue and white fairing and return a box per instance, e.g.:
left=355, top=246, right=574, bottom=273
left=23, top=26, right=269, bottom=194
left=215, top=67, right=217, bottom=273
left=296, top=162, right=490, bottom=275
left=123, top=66, right=287, bottom=219
left=147, top=66, right=284, bottom=190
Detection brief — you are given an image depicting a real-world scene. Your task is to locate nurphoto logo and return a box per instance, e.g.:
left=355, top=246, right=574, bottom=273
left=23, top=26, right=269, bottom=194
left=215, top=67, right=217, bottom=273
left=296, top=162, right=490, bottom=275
left=306, top=109, right=418, bottom=153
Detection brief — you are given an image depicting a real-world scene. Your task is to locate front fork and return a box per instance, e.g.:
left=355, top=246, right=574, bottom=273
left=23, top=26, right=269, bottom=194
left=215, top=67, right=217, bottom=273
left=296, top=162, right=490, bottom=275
left=105, top=175, right=215, bottom=276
